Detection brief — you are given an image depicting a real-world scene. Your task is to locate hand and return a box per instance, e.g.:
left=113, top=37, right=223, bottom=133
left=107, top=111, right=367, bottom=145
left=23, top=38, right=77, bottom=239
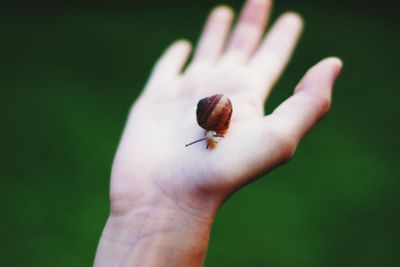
left=94, top=0, right=342, bottom=266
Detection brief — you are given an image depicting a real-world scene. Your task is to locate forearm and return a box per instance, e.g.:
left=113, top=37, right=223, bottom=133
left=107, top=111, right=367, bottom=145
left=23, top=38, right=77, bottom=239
left=93, top=193, right=218, bottom=267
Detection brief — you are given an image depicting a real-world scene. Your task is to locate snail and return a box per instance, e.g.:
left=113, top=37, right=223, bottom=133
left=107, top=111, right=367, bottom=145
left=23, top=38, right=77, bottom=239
left=185, top=94, right=233, bottom=149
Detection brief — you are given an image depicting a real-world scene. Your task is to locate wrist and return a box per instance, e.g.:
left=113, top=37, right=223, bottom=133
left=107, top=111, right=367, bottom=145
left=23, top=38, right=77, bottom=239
left=94, top=187, right=220, bottom=267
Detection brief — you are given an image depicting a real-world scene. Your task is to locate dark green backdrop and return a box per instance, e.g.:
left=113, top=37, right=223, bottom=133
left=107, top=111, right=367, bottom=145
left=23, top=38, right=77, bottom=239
left=1, top=0, right=399, bottom=266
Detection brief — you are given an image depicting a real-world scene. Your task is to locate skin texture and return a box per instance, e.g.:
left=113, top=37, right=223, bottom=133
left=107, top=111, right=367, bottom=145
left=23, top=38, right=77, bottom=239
left=93, top=0, right=343, bottom=266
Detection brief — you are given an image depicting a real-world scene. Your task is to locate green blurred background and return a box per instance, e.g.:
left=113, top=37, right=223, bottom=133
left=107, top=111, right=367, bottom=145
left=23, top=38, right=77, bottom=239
left=1, top=0, right=399, bottom=266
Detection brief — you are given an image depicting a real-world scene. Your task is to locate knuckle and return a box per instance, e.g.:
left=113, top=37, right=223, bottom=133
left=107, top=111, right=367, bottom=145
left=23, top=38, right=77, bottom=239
left=304, top=92, right=331, bottom=115
left=317, top=95, right=332, bottom=115
left=278, top=135, right=297, bottom=161
left=267, top=123, right=298, bottom=161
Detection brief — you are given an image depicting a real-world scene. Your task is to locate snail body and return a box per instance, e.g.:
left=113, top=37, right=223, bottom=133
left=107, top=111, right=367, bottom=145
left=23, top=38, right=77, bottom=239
left=186, top=94, right=233, bottom=148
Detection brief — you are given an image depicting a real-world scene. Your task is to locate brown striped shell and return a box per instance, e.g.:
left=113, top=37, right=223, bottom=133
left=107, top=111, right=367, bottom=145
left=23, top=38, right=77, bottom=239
left=196, top=94, right=233, bottom=132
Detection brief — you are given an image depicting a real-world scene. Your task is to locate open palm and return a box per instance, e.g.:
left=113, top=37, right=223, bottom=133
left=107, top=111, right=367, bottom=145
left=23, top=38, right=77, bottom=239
left=110, top=0, right=342, bottom=215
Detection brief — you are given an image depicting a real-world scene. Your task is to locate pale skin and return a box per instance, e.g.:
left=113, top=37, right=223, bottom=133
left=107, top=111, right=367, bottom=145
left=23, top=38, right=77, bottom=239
left=93, top=0, right=343, bottom=266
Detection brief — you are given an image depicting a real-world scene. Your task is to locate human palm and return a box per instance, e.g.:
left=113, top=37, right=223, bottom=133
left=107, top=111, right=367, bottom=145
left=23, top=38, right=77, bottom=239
left=109, top=0, right=342, bottom=214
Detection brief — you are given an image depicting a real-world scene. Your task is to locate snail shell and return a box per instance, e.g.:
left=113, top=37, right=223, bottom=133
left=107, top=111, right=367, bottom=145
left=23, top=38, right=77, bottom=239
left=196, top=94, right=233, bottom=132
left=185, top=94, right=233, bottom=148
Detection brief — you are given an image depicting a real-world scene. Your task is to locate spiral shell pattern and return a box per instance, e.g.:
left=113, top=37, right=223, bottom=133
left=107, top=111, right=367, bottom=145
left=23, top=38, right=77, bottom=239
left=196, top=94, right=233, bottom=132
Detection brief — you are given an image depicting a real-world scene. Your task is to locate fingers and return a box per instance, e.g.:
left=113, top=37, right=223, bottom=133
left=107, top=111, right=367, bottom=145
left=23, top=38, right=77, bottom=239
left=218, top=58, right=342, bottom=189
left=193, top=6, right=234, bottom=62
left=151, top=40, right=192, bottom=78
left=268, top=57, right=343, bottom=148
left=250, top=12, right=303, bottom=96
left=224, top=0, right=272, bottom=62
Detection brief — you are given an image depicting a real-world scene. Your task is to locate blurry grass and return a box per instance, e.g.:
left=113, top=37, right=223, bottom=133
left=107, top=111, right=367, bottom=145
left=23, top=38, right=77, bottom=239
left=1, top=1, right=399, bottom=267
